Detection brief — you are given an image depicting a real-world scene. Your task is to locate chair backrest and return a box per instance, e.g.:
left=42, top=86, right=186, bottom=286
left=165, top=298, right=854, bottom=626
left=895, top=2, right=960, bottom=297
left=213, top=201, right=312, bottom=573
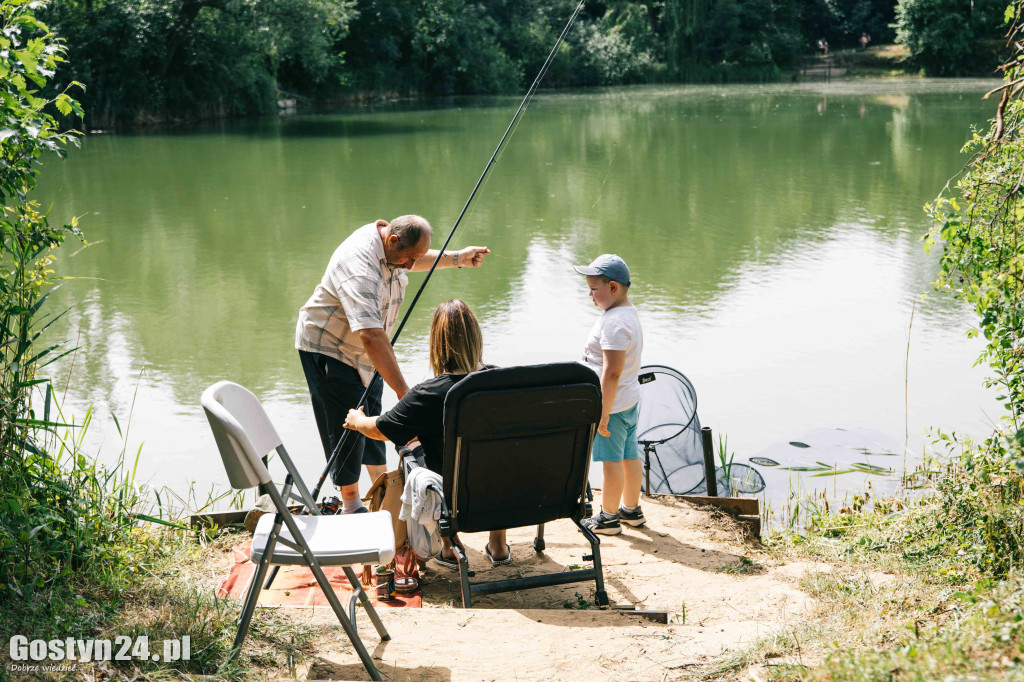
left=201, top=381, right=283, bottom=489
left=441, top=363, right=601, bottom=534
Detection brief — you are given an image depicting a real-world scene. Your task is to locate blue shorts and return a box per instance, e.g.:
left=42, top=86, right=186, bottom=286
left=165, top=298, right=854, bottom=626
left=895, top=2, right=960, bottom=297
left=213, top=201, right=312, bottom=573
left=592, top=404, right=640, bottom=463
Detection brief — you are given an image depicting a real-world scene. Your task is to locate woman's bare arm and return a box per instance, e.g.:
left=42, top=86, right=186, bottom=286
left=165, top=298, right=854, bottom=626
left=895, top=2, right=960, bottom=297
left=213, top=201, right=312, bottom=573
left=343, top=407, right=388, bottom=441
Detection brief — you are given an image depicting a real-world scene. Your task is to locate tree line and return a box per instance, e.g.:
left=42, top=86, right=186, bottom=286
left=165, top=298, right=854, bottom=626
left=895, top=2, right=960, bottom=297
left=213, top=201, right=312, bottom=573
left=39, top=0, right=1010, bottom=127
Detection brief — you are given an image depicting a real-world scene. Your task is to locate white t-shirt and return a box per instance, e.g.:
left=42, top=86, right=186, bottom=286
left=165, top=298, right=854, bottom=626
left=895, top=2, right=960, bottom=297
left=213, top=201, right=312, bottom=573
left=581, top=304, right=644, bottom=414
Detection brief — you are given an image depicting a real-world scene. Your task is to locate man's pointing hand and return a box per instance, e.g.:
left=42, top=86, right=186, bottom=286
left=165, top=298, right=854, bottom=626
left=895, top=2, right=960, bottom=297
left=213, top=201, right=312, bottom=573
left=459, top=246, right=491, bottom=267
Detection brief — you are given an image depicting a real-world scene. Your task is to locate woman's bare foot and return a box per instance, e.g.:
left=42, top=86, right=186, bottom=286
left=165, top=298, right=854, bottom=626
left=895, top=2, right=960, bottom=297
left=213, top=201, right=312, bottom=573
left=487, top=530, right=510, bottom=562
left=486, top=540, right=510, bottom=562
left=439, top=536, right=465, bottom=564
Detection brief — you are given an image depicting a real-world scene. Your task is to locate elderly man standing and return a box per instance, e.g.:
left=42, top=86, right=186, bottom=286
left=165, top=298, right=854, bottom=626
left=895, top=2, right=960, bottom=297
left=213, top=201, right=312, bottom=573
left=296, top=215, right=489, bottom=513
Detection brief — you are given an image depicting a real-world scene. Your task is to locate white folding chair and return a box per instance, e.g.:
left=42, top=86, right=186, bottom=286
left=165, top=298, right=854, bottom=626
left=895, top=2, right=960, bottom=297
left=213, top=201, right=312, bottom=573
left=201, top=380, right=394, bottom=681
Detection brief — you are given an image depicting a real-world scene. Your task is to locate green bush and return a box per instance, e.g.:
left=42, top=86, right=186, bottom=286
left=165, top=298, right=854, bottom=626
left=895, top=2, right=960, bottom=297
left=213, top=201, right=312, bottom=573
left=0, top=0, right=146, bottom=603
left=44, top=0, right=356, bottom=127
left=409, top=0, right=522, bottom=95
left=895, top=0, right=1007, bottom=74
left=924, top=14, right=1024, bottom=427
left=562, top=21, right=655, bottom=86
left=907, top=3, right=1024, bottom=575
left=893, top=433, right=1024, bottom=577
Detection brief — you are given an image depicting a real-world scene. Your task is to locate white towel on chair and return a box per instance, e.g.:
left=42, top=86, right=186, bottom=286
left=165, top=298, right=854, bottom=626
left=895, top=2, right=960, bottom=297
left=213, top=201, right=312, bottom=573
left=399, top=467, right=443, bottom=559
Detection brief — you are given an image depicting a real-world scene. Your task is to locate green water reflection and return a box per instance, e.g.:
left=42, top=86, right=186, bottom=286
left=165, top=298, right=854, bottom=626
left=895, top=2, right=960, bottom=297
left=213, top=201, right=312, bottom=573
left=35, top=79, right=1002, bottom=497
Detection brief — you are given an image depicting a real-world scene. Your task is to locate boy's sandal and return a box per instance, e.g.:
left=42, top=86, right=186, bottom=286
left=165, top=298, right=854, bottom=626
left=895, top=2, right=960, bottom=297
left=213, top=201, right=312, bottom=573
left=485, top=543, right=512, bottom=567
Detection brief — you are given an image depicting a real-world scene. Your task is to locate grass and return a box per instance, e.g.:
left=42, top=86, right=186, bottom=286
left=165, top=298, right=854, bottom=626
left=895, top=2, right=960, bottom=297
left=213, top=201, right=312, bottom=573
left=0, top=385, right=317, bottom=680
left=685, top=432, right=1024, bottom=681
left=715, top=556, right=764, bottom=575
left=563, top=592, right=593, bottom=610
left=1, top=519, right=321, bottom=680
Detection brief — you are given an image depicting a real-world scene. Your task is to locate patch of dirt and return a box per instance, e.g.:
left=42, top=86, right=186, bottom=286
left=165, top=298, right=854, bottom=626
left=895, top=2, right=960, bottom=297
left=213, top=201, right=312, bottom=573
left=247, top=495, right=829, bottom=681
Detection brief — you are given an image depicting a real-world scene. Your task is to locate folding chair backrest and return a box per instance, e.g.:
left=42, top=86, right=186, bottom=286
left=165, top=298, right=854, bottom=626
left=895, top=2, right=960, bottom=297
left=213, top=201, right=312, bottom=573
left=201, top=381, right=282, bottom=489
left=441, top=363, right=601, bottom=534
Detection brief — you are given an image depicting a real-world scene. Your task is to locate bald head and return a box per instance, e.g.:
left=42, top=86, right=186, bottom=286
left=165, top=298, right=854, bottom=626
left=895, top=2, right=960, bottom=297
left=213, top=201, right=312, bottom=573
left=379, top=215, right=432, bottom=269
left=388, top=215, right=432, bottom=251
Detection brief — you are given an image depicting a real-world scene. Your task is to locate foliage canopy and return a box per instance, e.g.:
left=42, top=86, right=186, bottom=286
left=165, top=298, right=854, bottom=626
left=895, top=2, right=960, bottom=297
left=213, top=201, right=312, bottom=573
left=895, top=0, right=1007, bottom=75
left=925, top=5, right=1024, bottom=436
left=36, top=0, right=923, bottom=127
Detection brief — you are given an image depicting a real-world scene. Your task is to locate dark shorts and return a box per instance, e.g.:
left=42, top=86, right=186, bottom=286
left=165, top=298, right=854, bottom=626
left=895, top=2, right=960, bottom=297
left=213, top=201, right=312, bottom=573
left=299, top=350, right=385, bottom=487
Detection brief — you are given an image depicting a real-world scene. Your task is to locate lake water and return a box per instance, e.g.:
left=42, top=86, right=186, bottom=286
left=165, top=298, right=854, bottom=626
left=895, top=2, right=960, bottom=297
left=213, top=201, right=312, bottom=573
left=35, top=78, right=1004, bottom=513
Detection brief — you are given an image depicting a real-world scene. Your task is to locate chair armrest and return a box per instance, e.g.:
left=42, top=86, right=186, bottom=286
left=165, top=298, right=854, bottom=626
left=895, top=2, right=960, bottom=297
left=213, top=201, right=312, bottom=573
left=428, top=482, right=454, bottom=537
left=400, top=445, right=425, bottom=474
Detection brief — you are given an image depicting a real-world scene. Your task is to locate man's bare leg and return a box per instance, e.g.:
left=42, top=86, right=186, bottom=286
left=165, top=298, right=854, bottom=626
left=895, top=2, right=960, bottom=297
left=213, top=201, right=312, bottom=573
left=337, top=466, right=384, bottom=510
left=339, top=482, right=361, bottom=505
left=365, top=463, right=386, bottom=484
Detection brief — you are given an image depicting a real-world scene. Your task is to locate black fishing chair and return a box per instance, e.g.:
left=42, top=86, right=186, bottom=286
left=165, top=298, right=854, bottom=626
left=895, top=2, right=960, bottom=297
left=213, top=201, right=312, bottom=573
left=410, top=362, right=609, bottom=608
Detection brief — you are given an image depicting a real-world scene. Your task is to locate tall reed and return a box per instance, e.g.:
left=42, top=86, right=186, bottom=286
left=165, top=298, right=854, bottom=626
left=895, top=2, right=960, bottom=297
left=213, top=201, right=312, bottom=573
left=0, top=0, right=150, bottom=603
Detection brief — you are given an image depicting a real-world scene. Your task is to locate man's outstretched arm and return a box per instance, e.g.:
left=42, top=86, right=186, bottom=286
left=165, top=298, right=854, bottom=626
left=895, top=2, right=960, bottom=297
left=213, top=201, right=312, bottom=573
left=410, top=246, right=490, bottom=272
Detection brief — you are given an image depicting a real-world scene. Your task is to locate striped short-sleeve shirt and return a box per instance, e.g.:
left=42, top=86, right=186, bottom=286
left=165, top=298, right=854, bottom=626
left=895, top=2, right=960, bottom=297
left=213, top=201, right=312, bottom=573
left=295, top=223, right=409, bottom=385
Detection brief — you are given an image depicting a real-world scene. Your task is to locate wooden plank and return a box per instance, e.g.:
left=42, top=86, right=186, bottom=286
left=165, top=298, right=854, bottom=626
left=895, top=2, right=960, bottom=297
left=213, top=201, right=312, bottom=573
left=608, top=605, right=669, bottom=622
left=190, top=504, right=307, bottom=529
left=190, top=510, right=248, bottom=528
left=628, top=610, right=669, bottom=623
left=678, top=495, right=759, bottom=517
left=738, top=515, right=762, bottom=539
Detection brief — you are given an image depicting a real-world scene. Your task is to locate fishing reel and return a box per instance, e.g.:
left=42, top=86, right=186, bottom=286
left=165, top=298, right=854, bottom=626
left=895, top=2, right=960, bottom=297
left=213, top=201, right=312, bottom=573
left=320, top=496, right=341, bottom=515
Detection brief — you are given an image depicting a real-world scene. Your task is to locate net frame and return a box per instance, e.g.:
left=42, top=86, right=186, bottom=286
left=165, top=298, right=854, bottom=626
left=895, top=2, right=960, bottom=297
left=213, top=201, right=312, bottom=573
left=636, top=364, right=699, bottom=445
left=636, top=365, right=706, bottom=495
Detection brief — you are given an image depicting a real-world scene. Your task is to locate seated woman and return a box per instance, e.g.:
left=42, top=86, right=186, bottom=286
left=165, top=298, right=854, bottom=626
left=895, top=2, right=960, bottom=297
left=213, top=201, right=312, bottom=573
left=343, top=299, right=511, bottom=567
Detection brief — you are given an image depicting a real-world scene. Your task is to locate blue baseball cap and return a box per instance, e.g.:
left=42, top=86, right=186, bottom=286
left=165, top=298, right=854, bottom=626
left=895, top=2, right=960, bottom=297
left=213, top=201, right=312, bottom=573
left=573, top=254, right=631, bottom=287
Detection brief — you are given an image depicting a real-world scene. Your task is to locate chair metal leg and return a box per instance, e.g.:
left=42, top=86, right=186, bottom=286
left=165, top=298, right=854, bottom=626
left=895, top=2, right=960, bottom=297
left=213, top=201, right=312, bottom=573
left=305, top=556, right=383, bottom=681
left=268, top=487, right=385, bottom=681
left=576, top=519, right=610, bottom=608
left=451, top=543, right=472, bottom=608
left=263, top=565, right=280, bottom=590
left=228, top=524, right=279, bottom=662
left=342, top=565, right=390, bottom=641
left=533, top=523, right=546, bottom=552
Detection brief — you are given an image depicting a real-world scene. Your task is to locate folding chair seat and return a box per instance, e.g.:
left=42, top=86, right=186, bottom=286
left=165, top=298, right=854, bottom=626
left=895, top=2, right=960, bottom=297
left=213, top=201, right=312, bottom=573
left=250, top=512, right=394, bottom=566
left=431, top=362, right=610, bottom=608
left=201, top=380, right=393, bottom=681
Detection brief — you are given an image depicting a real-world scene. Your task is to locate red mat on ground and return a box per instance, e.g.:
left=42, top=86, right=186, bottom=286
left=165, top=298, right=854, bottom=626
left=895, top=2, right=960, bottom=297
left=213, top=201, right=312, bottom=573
left=217, top=540, right=421, bottom=608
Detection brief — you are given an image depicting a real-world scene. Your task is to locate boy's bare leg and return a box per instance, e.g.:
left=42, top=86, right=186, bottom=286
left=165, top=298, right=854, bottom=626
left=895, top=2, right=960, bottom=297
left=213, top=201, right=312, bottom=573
left=601, top=461, right=625, bottom=514
left=622, top=458, right=643, bottom=509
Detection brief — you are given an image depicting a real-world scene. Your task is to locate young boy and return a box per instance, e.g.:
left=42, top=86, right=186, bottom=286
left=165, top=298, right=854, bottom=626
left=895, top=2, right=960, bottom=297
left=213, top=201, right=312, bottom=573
left=574, top=254, right=645, bottom=535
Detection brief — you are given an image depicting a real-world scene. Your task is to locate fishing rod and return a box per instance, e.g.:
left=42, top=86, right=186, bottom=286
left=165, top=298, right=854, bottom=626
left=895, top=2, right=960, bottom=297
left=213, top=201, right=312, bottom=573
left=305, top=0, right=589, bottom=507
left=262, top=4, right=589, bottom=589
